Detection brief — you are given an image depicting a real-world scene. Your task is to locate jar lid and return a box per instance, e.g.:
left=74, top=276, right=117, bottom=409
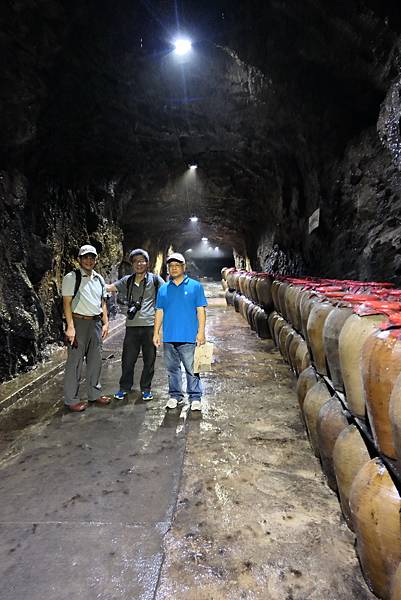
left=342, top=294, right=379, bottom=302
left=315, top=286, right=344, bottom=292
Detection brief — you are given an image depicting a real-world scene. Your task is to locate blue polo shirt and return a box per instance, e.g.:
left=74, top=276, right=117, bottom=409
left=156, top=275, right=207, bottom=343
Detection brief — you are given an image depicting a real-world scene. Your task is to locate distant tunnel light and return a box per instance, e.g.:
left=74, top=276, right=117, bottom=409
left=190, top=216, right=198, bottom=222
left=174, top=38, right=192, bottom=55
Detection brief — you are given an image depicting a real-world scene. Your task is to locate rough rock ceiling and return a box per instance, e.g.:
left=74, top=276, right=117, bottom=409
left=3, top=0, right=400, bottom=255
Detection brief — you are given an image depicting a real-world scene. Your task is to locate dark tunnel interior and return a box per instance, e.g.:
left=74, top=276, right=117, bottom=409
left=2, top=0, right=401, bottom=380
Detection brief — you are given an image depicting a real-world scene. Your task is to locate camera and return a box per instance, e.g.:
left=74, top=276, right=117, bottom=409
left=127, top=300, right=141, bottom=320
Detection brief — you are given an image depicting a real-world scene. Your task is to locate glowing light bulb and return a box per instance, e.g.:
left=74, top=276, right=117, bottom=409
left=189, top=164, right=198, bottom=171
left=201, top=237, right=208, bottom=242
left=174, top=38, right=192, bottom=55
left=190, top=216, right=198, bottom=222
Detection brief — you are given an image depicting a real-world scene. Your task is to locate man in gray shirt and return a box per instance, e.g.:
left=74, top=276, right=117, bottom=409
left=107, top=249, right=164, bottom=401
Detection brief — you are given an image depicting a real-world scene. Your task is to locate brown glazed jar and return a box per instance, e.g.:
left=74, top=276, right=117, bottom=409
left=277, top=281, right=290, bottom=319
left=249, top=274, right=259, bottom=303
left=284, top=327, right=296, bottom=366
left=306, top=301, right=335, bottom=376
left=316, top=397, right=349, bottom=491
left=271, top=280, right=281, bottom=313
left=350, top=458, right=401, bottom=599
left=296, top=365, right=319, bottom=420
left=332, top=425, right=370, bottom=530
left=284, top=284, right=299, bottom=328
left=299, top=291, right=321, bottom=343
left=255, top=274, right=273, bottom=311
left=323, top=304, right=353, bottom=391
left=389, top=372, right=401, bottom=464
left=294, top=339, right=311, bottom=375
left=273, top=315, right=286, bottom=348
left=390, top=562, right=401, bottom=600
left=302, top=381, right=332, bottom=458
left=288, top=333, right=303, bottom=375
left=339, top=309, right=387, bottom=417
left=226, top=268, right=236, bottom=290
left=238, top=271, right=248, bottom=295
left=268, top=311, right=280, bottom=341
left=278, top=323, right=294, bottom=361
left=362, top=314, right=401, bottom=459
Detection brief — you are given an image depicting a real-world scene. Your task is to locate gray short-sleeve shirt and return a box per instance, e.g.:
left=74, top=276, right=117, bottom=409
left=62, top=269, right=106, bottom=316
left=115, top=272, right=164, bottom=327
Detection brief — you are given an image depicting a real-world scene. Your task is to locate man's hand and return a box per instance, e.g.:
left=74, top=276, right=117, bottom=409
left=153, top=334, right=161, bottom=348
left=65, top=325, right=76, bottom=345
left=196, top=332, right=206, bottom=346
left=102, top=323, right=109, bottom=340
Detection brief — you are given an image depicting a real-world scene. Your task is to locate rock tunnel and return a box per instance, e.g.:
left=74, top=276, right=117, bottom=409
left=2, top=1, right=401, bottom=598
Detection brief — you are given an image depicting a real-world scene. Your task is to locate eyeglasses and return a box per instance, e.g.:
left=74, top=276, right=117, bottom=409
left=133, top=260, right=147, bottom=265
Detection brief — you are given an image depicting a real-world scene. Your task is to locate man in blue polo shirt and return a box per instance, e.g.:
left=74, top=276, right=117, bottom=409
left=153, top=252, right=207, bottom=412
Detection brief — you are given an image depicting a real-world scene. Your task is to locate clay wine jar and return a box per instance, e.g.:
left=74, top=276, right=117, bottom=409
left=339, top=311, right=386, bottom=417
left=278, top=323, right=293, bottom=362
left=316, top=397, right=349, bottom=491
left=285, top=284, right=302, bottom=330
left=350, top=458, right=401, bottom=599
left=390, top=562, right=401, bottom=600
left=362, top=320, right=401, bottom=459
left=271, top=280, right=281, bottom=313
left=268, top=311, right=280, bottom=341
left=249, top=274, right=259, bottom=303
left=256, top=274, right=274, bottom=311
left=288, top=333, right=303, bottom=375
left=333, top=425, right=370, bottom=530
left=302, top=381, right=332, bottom=458
left=277, top=281, right=290, bottom=319
left=296, top=365, right=318, bottom=421
left=294, top=339, right=311, bottom=375
left=323, top=304, right=353, bottom=391
left=300, top=291, right=320, bottom=344
left=254, top=306, right=270, bottom=339
left=273, top=315, right=286, bottom=348
left=306, top=301, right=335, bottom=376
left=389, top=372, right=401, bottom=464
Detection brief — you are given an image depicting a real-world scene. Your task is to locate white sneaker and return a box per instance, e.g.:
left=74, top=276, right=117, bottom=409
left=191, top=400, right=202, bottom=411
left=165, top=398, right=178, bottom=409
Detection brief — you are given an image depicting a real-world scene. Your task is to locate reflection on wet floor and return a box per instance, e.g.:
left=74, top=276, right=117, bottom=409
left=0, top=282, right=375, bottom=600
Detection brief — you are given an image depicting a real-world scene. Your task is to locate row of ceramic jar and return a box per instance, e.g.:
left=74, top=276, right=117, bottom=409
left=297, top=367, right=401, bottom=600
left=221, top=268, right=274, bottom=310
left=223, top=270, right=401, bottom=598
left=225, top=289, right=270, bottom=339
left=261, top=273, right=401, bottom=463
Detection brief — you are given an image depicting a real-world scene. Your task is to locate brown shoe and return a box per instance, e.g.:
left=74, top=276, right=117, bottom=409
left=65, top=402, right=88, bottom=412
left=95, top=395, right=111, bottom=405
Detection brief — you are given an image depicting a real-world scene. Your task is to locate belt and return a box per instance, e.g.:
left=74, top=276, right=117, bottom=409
left=72, top=313, right=102, bottom=321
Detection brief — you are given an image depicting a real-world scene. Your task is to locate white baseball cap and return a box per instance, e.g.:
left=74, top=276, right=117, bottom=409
left=166, top=252, right=185, bottom=264
left=78, top=244, right=98, bottom=257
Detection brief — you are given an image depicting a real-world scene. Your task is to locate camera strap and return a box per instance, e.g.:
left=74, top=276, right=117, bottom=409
left=127, top=273, right=148, bottom=308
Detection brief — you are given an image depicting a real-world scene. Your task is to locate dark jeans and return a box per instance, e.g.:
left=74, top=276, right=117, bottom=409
left=163, top=342, right=202, bottom=401
left=119, top=326, right=156, bottom=392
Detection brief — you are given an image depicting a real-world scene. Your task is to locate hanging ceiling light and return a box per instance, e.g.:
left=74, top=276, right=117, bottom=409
left=173, top=38, right=192, bottom=56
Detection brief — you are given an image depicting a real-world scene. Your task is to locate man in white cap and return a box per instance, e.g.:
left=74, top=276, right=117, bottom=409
left=106, top=248, right=164, bottom=401
left=62, top=244, right=110, bottom=412
left=153, top=252, right=207, bottom=412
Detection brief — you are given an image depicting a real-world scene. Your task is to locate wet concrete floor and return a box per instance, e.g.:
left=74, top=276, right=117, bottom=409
left=0, top=282, right=375, bottom=600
